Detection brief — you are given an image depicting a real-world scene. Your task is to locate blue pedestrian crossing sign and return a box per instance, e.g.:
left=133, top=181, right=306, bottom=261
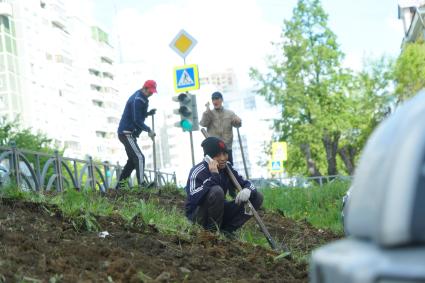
left=269, top=160, right=284, bottom=173
left=173, top=64, right=200, bottom=93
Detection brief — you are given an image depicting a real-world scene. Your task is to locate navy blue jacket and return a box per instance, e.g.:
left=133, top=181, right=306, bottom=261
left=184, top=160, right=256, bottom=219
left=117, top=89, right=151, bottom=137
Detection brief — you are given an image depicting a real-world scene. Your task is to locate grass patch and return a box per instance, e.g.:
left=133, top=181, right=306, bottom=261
left=260, top=180, right=350, bottom=233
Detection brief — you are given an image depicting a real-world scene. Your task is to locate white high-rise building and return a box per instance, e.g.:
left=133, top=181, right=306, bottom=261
left=0, top=0, right=121, bottom=162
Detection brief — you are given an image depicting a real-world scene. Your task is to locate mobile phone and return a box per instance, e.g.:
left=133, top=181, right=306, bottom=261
left=204, top=155, right=213, bottom=163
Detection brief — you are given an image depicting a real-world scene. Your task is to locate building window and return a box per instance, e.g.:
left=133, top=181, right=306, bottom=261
left=65, top=141, right=80, bottom=150
left=89, top=68, right=100, bottom=76
left=90, top=84, right=102, bottom=92
left=100, top=56, right=113, bottom=65
left=102, top=72, right=113, bottom=80
left=92, top=100, right=103, bottom=107
left=91, top=26, right=109, bottom=44
left=96, top=131, right=106, bottom=138
left=107, top=117, right=119, bottom=124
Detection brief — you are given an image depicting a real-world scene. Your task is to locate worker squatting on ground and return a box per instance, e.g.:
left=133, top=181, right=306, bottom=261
left=184, top=136, right=263, bottom=236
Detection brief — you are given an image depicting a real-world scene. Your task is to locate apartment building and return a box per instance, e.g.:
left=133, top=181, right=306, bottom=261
left=0, top=0, right=121, bottom=162
left=399, top=0, right=425, bottom=43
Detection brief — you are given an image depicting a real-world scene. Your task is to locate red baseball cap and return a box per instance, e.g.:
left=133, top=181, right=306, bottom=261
left=143, top=80, right=157, bottom=93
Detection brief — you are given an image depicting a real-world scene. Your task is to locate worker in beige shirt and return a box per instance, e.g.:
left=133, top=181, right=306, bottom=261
left=200, top=91, right=242, bottom=165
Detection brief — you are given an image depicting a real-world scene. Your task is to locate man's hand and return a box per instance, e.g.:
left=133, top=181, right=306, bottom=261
left=233, top=117, right=242, bottom=127
left=205, top=101, right=211, bottom=111
left=148, top=130, right=156, bottom=140
left=235, top=188, right=251, bottom=205
left=147, top=108, right=157, bottom=116
left=204, top=155, right=219, bottom=173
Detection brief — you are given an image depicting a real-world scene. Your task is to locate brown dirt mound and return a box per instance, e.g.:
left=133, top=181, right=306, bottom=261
left=0, top=190, right=341, bottom=283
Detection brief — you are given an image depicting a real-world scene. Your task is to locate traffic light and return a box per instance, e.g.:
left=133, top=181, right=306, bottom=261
left=173, top=92, right=199, bottom=132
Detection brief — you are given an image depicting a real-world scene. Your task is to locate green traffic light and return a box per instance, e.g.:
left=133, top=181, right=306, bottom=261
left=181, top=119, right=193, bottom=131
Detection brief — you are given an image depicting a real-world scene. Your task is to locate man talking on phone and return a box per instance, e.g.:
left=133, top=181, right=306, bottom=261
left=184, top=136, right=263, bottom=237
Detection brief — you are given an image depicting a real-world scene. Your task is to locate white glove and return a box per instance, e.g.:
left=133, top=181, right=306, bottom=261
left=235, top=188, right=251, bottom=205
left=148, top=130, right=156, bottom=139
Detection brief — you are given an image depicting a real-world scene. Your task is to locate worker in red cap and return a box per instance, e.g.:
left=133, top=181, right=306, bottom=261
left=116, top=80, right=158, bottom=189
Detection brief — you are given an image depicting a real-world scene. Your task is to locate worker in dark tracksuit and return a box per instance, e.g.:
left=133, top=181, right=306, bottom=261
left=184, top=136, right=263, bottom=236
left=116, top=80, right=157, bottom=189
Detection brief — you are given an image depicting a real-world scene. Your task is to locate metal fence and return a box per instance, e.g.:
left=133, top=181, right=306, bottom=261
left=0, top=142, right=176, bottom=192
left=250, top=175, right=352, bottom=189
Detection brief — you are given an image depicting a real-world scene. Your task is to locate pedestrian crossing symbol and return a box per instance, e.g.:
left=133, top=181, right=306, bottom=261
left=269, top=160, right=284, bottom=173
left=173, top=64, right=199, bottom=93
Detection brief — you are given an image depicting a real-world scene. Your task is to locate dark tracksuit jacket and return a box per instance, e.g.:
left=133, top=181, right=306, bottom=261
left=184, top=160, right=256, bottom=220
left=117, top=89, right=151, bottom=137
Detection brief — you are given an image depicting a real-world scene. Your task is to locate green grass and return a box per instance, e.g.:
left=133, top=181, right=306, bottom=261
left=260, top=180, right=350, bottom=233
left=0, top=180, right=350, bottom=261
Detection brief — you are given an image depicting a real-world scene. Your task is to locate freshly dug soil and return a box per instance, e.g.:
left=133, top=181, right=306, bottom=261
left=0, top=189, right=341, bottom=283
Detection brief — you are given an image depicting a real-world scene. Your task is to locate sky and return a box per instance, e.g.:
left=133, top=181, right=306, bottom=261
left=89, top=0, right=404, bottom=95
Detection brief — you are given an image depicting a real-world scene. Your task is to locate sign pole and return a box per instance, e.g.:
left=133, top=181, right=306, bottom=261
left=170, top=29, right=199, bottom=167
left=189, top=131, right=195, bottom=166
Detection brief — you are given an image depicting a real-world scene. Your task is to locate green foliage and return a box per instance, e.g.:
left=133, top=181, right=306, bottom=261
left=250, top=0, right=395, bottom=176
left=0, top=119, right=56, bottom=153
left=250, top=0, right=350, bottom=175
left=393, top=41, right=425, bottom=103
left=260, top=181, right=350, bottom=233
left=119, top=196, right=192, bottom=235
left=0, top=182, right=46, bottom=202
left=51, top=188, right=113, bottom=217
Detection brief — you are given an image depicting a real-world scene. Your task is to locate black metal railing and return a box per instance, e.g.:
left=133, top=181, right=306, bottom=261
left=0, top=142, right=176, bottom=192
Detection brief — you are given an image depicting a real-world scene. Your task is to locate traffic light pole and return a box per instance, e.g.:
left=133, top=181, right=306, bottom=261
left=189, top=131, right=195, bottom=166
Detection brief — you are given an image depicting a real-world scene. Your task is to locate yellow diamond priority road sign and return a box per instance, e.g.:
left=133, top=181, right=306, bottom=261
left=169, top=29, right=197, bottom=59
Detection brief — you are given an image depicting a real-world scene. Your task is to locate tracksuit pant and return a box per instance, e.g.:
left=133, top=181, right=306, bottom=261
left=117, top=134, right=145, bottom=188
left=192, top=185, right=263, bottom=233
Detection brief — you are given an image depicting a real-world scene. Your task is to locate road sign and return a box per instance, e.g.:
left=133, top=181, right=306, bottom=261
left=169, top=29, right=197, bottom=59
left=272, top=142, right=288, bottom=161
left=173, top=64, right=199, bottom=93
left=269, top=160, right=284, bottom=173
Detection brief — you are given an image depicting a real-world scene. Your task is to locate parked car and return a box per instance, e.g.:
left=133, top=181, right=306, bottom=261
left=249, top=178, right=286, bottom=189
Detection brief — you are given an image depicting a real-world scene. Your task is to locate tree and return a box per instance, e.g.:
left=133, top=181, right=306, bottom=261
left=337, top=56, right=394, bottom=174
left=250, top=0, right=349, bottom=177
left=393, top=41, right=425, bottom=103
left=0, top=119, right=55, bottom=153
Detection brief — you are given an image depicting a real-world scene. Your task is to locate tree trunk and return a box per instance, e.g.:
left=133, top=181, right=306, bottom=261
left=338, top=145, right=357, bottom=175
left=322, top=130, right=340, bottom=176
left=300, top=143, right=322, bottom=178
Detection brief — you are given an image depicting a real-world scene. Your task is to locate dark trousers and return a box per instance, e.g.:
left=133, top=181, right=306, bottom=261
left=193, top=185, right=263, bottom=233
left=117, top=134, right=145, bottom=188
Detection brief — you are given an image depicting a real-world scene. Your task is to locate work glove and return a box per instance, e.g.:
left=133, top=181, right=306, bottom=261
left=148, top=130, right=156, bottom=139
left=147, top=108, right=157, bottom=116
left=235, top=188, right=251, bottom=205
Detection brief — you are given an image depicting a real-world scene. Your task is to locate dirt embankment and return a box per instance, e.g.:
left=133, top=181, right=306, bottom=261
left=0, top=190, right=341, bottom=282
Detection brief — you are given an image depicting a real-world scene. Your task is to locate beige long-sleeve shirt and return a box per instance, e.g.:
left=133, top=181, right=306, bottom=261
left=199, top=106, right=241, bottom=149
